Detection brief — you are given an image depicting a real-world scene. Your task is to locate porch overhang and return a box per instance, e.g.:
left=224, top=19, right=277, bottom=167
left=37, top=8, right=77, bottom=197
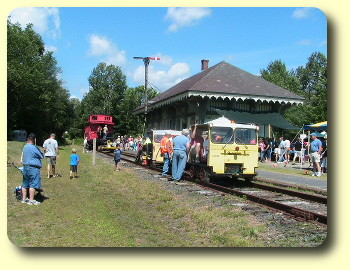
left=133, top=90, right=304, bottom=116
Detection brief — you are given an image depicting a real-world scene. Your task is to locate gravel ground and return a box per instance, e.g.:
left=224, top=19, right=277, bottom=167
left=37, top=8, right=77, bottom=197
left=97, top=152, right=327, bottom=247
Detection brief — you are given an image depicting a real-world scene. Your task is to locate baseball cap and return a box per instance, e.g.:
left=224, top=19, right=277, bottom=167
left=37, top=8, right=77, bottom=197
left=310, top=132, right=317, bottom=136
left=28, top=133, right=36, bottom=139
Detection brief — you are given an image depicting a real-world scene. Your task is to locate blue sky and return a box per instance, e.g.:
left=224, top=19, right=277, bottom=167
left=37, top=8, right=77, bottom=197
left=9, top=7, right=327, bottom=100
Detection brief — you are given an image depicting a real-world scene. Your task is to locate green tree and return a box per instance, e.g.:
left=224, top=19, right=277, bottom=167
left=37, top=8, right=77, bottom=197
left=260, top=53, right=327, bottom=129
left=118, top=86, right=159, bottom=136
left=260, top=59, right=302, bottom=96
left=295, top=52, right=327, bottom=121
left=78, top=62, right=128, bottom=136
left=7, top=20, right=70, bottom=142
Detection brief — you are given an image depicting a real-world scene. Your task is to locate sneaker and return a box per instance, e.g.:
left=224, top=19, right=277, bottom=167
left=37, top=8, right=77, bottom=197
left=21, top=198, right=29, bottom=204
left=317, top=172, right=322, bottom=177
left=27, top=200, right=41, bottom=205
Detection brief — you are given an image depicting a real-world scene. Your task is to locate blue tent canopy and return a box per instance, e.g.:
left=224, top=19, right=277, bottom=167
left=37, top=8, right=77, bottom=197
left=303, top=121, right=327, bottom=131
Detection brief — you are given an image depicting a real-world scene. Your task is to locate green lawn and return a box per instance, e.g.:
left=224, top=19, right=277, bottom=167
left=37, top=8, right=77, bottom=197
left=7, top=141, right=266, bottom=247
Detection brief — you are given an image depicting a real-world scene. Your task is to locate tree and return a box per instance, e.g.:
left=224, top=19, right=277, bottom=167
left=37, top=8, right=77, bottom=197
left=66, top=98, right=82, bottom=139
left=118, top=86, right=159, bottom=136
left=78, top=62, right=128, bottom=136
left=85, top=62, right=127, bottom=115
left=260, top=59, right=302, bottom=96
left=260, top=53, right=327, bottom=129
left=7, top=20, right=70, bottom=142
left=295, top=52, right=327, bottom=121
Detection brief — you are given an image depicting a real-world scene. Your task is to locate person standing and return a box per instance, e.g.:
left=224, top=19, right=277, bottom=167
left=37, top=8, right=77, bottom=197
left=310, top=133, right=323, bottom=177
left=171, top=129, right=190, bottom=182
left=292, top=138, right=303, bottom=164
left=70, top=148, right=80, bottom=179
left=103, top=125, right=108, bottom=140
left=265, top=138, right=272, bottom=162
left=43, top=133, right=59, bottom=178
left=114, top=146, right=122, bottom=171
left=284, top=138, right=291, bottom=163
left=190, top=124, right=204, bottom=163
left=21, top=133, right=44, bottom=205
left=160, top=131, right=173, bottom=176
left=320, top=135, right=327, bottom=174
left=83, top=137, right=88, bottom=153
left=259, top=138, right=266, bottom=162
left=278, top=137, right=286, bottom=162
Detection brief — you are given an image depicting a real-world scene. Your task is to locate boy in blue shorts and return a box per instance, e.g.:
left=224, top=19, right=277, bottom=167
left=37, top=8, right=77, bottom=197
left=70, top=148, right=80, bottom=179
left=114, top=146, right=122, bottom=171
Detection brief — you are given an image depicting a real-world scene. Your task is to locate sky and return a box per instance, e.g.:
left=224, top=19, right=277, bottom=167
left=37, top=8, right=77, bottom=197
left=8, top=7, right=327, bottom=100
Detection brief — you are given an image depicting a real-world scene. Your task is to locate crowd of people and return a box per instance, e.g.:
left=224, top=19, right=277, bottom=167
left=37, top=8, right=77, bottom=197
left=112, top=135, right=143, bottom=152
left=258, top=133, right=328, bottom=177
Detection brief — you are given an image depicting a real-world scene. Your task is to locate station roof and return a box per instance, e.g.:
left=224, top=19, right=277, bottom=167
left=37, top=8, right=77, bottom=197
left=134, top=61, right=304, bottom=114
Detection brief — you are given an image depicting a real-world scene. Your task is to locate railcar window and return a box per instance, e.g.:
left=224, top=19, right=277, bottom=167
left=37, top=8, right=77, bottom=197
left=154, top=134, right=164, bottom=143
left=235, top=128, right=257, bottom=145
left=92, top=116, right=97, bottom=120
left=211, top=127, right=234, bottom=144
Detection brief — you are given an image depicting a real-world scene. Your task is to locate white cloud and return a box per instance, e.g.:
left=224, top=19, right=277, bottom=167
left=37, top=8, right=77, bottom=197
left=297, top=39, right=312, bottom=46
left=88, top=34, right=127, bottom=66
left=165, top=7, right=212, bottom=32
left=70, top=95, right=81, bottom=101
left=154, top=53, right=173, bottom=66
left=297, top=39, right=328, bottom=47
left=133, top=62, right=190, bottom=91
left=9, top=7, right=61, bottom=38
left=45, top=44, right=58, bottom=53
left=292, top=8, right=312, bottom=19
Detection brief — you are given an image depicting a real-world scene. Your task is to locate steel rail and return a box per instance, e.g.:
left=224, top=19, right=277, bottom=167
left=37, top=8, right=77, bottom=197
left=201, top=182, right=327, bottom=225
left=100, top=150, right=327, bottom=225
left=249, top=182, right=327, bottom=204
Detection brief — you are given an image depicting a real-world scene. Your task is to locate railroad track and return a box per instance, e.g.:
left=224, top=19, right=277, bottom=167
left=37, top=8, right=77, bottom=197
left=100, top=150, right=327, bottom=225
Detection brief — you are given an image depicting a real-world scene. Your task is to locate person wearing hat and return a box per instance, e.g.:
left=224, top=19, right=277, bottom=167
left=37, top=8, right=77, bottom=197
left=21, top=133, right=44, bottom=205
left=310, top=132, right=323, bottom=177
left=43, top=133, right=59, bottom=178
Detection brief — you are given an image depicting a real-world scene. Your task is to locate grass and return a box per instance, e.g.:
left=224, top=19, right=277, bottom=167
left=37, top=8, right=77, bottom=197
left=7, top=141, right=267, bottom=247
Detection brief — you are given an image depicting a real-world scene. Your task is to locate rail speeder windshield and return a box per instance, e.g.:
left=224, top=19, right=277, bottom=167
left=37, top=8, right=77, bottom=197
left=211, top=127, right=257, bottom=145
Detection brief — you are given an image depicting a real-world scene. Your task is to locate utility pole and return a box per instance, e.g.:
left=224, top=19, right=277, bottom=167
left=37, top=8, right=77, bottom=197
left=133, top=56, right=160, bottom=135
left=133, top=56, right=160, bottom=115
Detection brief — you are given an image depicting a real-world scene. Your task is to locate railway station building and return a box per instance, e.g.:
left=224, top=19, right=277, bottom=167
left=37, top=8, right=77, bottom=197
left=133, top=60, right=304, bottom=137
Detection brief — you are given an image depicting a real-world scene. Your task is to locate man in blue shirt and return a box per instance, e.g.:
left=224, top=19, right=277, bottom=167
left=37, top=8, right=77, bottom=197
left=171, top=129, right=190, bottom=181
left=310, top=133, right=323, bottom=177
left=21, top=133, right=44, bottom=205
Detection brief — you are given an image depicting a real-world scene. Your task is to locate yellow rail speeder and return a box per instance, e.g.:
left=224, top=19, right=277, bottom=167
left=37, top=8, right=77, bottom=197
left=137, top=129, right=182, bottom=165
left=188, top=117, right=259, bottom=182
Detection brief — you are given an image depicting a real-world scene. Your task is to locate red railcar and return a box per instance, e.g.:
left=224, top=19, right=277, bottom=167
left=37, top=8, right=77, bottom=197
left=84, top=115, right=115, bottom=149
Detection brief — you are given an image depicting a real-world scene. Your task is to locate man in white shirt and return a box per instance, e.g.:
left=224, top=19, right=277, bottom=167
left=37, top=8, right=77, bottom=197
left=284, top=138, right=291, bottom=162
left=43, top=133, right=59, bottom=178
